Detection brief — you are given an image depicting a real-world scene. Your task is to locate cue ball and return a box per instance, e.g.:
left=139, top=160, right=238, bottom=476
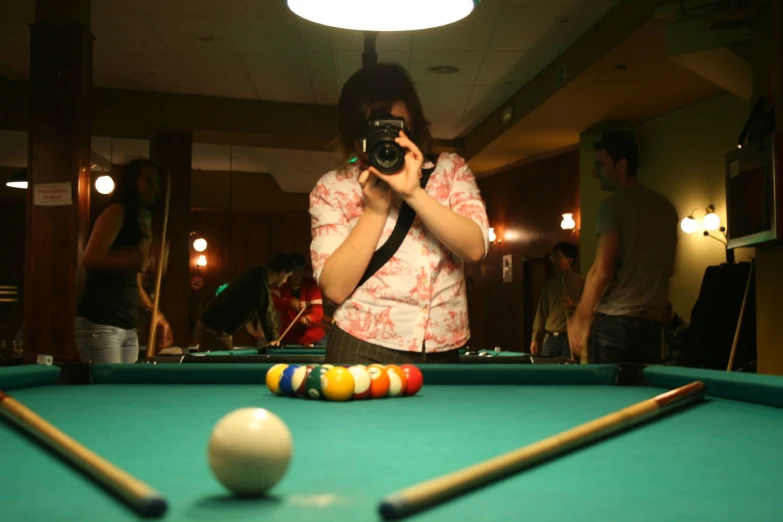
left=208, top=408, right=293, bottom=496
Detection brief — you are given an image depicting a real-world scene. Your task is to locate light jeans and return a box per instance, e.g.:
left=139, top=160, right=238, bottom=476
left=74, top=317, right=139, bottom=363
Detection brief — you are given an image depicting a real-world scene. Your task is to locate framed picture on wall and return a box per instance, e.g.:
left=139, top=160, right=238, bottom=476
left=502, top=254, right=512, bottom=283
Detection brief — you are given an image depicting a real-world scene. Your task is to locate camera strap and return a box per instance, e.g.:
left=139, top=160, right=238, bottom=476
left=356, top=155, right=437, bottom=289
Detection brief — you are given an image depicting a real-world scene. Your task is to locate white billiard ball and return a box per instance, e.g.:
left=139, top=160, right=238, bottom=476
left=208, top=408, right=293, bottom=496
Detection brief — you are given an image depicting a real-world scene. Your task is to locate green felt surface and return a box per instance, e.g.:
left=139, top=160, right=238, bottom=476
left=91, top=364, right=617, bottom=386
left=0, top=365, right=60, bottom=391
left=2, top=380, right=783, bottom=521
left=645, top=366, right=783, bottom=407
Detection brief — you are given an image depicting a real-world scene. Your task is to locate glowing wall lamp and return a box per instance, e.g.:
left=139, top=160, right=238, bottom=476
left=193, top=237, right=207, bottom=252
left=95, top=175, right=115, bottom=195
left=196, top=255, right=207, bottom=270
left=560, top=213, right=576, bottom=230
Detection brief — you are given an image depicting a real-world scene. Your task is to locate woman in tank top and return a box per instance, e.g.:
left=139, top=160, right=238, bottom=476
left=75, top=159, right=172, bottom=363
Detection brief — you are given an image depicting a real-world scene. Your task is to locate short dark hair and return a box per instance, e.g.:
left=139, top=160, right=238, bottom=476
left=553, top=242, right=578, bottom=261
left=267, top=253, right=295, bottom=273
left=290, top=253, right=307, bottom=269
left=594, top=131, right=639, bottom=177
left=337, top=63, right=432, bottom=164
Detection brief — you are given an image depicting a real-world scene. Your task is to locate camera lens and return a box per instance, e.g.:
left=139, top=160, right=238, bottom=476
left=372, top=143, right=403, bottom=173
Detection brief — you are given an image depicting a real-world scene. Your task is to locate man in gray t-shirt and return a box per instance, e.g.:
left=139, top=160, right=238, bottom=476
left=569, top=131, right=678, bottom=363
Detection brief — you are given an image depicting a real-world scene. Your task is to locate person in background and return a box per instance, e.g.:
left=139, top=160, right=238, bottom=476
left=310, top=63, right=489, bottom=365
left=75, top=159, right=173, bottom=363
left=569, top=131, right=678, bottom=363
left=272, top=253, right=326, bottom=346
left=195, top=253, right=294, bottom=351
left=530, top=242, right=585, bottom=357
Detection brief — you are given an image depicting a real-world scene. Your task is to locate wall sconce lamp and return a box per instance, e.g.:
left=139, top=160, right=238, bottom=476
left=189, top=231, right=208, bottom=252
left=681, top=204, right=720, bottom=234
left=196, top=255, right=208, bottom=270
left=95, top=175, right=115, bottom=195
left=681, top=204, right=734, bottom=264
left=560, top=213, right=576, bottom=231
left=488, top=227, right=499, bottom=246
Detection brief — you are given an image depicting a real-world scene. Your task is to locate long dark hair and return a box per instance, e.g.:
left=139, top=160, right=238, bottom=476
left=337, top=63, right=432, bottom=164
left=107, top=158, right=160, bottom=243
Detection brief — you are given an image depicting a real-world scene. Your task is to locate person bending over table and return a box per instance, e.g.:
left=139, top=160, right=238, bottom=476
left=195, top=253, right=295, bottom=351
left=309, top=63, right=489, bottom=365
left=568, top=131, right=677, bottom=363
left=76, top=159, right=173, bottom=363
left=272, top=253, right=326, bottom=346
left=530, top=242, right=584, bottom=357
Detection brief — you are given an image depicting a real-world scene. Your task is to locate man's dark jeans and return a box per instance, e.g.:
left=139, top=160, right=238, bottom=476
left=589, top=313, right=662, bottom=364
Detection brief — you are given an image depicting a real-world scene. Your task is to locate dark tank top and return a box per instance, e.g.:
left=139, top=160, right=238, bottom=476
left=77, top=205, right=148, bottom=329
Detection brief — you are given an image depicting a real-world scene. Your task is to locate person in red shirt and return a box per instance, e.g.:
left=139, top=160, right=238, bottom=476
left=272, top=253, right=326, bottom=346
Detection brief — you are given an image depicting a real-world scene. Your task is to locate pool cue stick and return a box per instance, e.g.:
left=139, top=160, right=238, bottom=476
left=0, top=391, right=167, bottom=517
left=727, top=260, right=754, bottom=371
left=378, top=381, right=706, bottom=520
left=274, top=305, right=308, bottom=344
left=146, top=174, right=172, bottom=358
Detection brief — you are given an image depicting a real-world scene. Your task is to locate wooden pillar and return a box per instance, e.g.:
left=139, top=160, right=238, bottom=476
left=149, top=131, right=192, bottom=347
left=23, top=0, right=92, bottom=363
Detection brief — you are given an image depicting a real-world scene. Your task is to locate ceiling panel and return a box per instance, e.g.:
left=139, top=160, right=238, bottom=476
left=489, top=6, right=572, bottom=51
left=243, top=52, right=314, bottom=103
left=92, top=15, right=164, bottom=55
left=223, top=14, right=303, bottom=54
left=336, top=51, right=412, bottom=86
left=306, top=53, right=340, bottom=105
left=411, top=5, right=501, bottom=51
left=409, top=51, right=485, bottom=86
left=91, top=137, right=150, bottom=165
left=176, top=49, right=257, bottom=99
left=147, top=15, right=235, bottom=53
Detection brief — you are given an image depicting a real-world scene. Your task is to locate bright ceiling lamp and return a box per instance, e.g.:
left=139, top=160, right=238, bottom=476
left=287, top=0, right=479, bottom=32
left=6, top=170, right=27, bottom=189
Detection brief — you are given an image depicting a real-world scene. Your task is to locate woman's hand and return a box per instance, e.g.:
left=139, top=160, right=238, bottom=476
left=359, top=168, right=392, bottom=216
left=373, top=131, right=425, bottom=202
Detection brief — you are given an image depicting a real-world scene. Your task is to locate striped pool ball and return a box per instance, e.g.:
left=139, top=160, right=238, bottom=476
left=291, top=365, right=313, bottom=397
left=306, top=366, right=329, bottom=400
left=385, top=365, right=407, bottom=397
left=265, top=364, right=288, bottom=396
left=347, top=365, right=371, bottom=400
left=321, top=367, right=355, bottom=402
left=400, top=364, right=423, bottom=396
left=367, top=365, right=390, bottom=398
left=279, top=365, right=300, bottom=397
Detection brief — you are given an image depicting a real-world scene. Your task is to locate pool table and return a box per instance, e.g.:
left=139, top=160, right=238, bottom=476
left=2, top=364, right=782, bottom=521
left=146, top=346, right=561, bottom=365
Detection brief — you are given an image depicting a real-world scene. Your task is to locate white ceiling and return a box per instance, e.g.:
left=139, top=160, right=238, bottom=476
left=0, top=0, right=620, bottom=140
left=0, top=0, right=621, bottom=192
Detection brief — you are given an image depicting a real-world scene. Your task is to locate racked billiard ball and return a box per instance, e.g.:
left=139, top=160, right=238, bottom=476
left=385, top=365, right=407, bottom=397
left=400, top=364, right=423, bottom=396
left=367, top=365, right=390, bottom=398
left=322, top=367, right=355, bottom=402
left=347, top=365, right=371, bottom=400
left=306, top=365, right=329, bottom=400
left=265, top=363, right=288, bottom=396
left=279, top=365, right=300, bottom=397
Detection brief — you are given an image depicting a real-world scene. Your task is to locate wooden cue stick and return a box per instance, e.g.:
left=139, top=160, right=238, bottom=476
left=0, top=391, right=167, bottom=517
left=378, top=381, right=706, bottom=520
left=146, top=174, right=172, bottom=358
left=274, top=305, right=308, bottom=344
left=561, top=275, right=575, bottom=360
left=727, top=260, right=754, bottom=372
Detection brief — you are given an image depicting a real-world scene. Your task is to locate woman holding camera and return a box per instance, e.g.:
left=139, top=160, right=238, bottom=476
left=309, top=63, right=489, bottom=365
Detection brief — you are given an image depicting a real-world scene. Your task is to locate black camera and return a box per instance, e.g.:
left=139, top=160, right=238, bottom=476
left=362, top=115, right=409, bottom=174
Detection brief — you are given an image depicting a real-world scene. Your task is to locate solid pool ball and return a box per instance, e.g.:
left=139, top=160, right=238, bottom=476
left=321, top=367, right=355, bottom=402
left=306, top=366, right=328, bottom=400
left=400, top=364, right=423, bottom=396
left=347, top=365, right=371, bottom=400
left=385, top=365, right=407, bottom=397
left=265, top=364, right=288, bottom=396
left=208, top=408, right=293, bottom=496
left=367, top=365, right=390, bottom=398
left=291, top=366, right=313, bottom=398
left=279, top=365, right=300, bottom=397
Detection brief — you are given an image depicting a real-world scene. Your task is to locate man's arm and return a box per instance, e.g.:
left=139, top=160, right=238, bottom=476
left=573, top=233, right=619, bottom=322
left=304, top=280, right=324, bottom=325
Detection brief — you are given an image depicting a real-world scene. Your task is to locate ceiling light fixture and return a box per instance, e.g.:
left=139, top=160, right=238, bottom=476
left=427, top=65, right=459, bottom=75
left=287, top=0, right=479, bottom=31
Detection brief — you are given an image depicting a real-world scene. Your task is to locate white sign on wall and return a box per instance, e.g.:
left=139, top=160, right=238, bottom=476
left=33, top=183, right=72, bottom=206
